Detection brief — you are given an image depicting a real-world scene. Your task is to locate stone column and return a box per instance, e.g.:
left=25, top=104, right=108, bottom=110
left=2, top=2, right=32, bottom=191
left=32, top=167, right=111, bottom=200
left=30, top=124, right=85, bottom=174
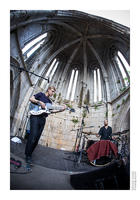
left=107, top=103, right=112, bottom=127
left=100, top=69, right=105, bottom=102
left=108, top=61, right=120, bottom=97
left=63, top=68, right=72, bottom=100
left=88, top=68, right=94, bottom=105
left=83, top=39, right=88, bottom=101
left=55, top=62, right=65, bottom=90
left=74, top=67, right=83, bottom=104
left=113, top=58, right=125, bottom=89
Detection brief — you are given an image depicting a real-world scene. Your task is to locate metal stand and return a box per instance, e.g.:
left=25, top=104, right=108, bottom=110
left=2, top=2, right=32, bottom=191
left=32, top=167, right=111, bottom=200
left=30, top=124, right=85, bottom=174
left=73, top=106, right=90, bottom=164
left=77, top=134, right=88, bottom=163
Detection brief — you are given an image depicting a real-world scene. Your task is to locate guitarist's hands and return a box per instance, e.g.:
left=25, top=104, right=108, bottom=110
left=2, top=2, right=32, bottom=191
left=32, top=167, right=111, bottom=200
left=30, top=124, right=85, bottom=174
left=61, top=105, right=67, bottom=111
left=38, top=101, right=46, bottom=109
left=30, top=96, right=46, bottom=109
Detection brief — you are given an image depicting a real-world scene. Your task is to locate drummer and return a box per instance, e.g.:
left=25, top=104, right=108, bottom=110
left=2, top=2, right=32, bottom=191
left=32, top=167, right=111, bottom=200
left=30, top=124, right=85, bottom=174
left=92, top=120, right=115, bottom=165
left=97, top=120, right=113, bottom=140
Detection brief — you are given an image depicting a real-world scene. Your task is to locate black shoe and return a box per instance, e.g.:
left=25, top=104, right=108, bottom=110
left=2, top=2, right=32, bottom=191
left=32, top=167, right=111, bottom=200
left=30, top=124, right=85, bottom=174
left=26, top=156, right=33, bottom=166
left=26, top=163, right=32, bottom=172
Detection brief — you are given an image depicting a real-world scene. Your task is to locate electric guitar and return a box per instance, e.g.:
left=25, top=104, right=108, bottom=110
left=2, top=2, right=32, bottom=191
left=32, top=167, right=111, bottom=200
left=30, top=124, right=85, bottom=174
left=29, top=102, right=75, bottom=115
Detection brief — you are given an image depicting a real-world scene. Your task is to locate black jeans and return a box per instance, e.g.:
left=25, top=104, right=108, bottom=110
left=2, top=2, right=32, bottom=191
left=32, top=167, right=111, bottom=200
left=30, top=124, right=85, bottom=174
left=25, top=115, right=46, bottom=157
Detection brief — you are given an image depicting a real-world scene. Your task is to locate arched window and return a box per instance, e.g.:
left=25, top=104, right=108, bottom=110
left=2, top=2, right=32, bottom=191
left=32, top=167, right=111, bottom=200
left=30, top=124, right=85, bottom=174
left=97, top=68, right=102, bottom=101
left=66, top=69, right=79, bottom=101
left=94, top=68, right=102, bottom=102
left=94, top=69, right=97, bottom=102
left=66, top=69, right=75, bottom=100
left=118, top=51, right=129, bottom=72
left=40, top=58, right=59, bottom=88
left=22, top=33, right=47, bottom=60
left=116, top=51, right=130, bottom=87
left=71, top=70, right=79, bottom=101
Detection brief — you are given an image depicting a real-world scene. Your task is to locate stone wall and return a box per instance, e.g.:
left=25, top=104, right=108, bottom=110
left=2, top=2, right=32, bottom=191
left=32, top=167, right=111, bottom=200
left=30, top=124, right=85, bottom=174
left=39, top=103, right=107, bottom=151
left=111, top=87, right=130, bottom=132
left=38, top=88, right=130, bottom=151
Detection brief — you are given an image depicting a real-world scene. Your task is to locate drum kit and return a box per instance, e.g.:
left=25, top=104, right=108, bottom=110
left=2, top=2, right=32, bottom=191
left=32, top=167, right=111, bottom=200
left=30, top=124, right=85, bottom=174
left=71, top=114, right=129, bottom=167
left=65, top=102, right=129, bottom=168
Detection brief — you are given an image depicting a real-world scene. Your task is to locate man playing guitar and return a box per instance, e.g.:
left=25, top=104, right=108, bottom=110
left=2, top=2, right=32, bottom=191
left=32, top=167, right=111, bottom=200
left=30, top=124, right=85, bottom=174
left=25, top=86, right=66, bottom=169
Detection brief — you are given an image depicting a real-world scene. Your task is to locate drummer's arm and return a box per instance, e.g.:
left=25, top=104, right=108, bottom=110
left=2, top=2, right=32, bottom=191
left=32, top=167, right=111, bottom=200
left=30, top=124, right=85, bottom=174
left=110, top=127, right=113, bottom=140
left=97, top=128, right=102, bottom=138
left=112, top=135, right=116, bottom=140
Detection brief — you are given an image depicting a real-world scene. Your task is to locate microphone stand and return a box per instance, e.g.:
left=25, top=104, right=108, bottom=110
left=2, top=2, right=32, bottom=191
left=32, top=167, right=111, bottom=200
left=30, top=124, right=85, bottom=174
left=73, top=106, right=90, bottom=164
left=64, top=106, right=91, bottom=166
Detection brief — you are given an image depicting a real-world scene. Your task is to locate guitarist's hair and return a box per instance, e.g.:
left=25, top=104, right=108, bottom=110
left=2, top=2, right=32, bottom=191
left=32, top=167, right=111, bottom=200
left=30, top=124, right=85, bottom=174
left=46, top=86, right=56, bottom=92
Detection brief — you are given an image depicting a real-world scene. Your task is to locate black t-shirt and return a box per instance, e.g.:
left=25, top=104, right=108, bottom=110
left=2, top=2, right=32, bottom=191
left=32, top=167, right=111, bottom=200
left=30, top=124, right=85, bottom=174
left=33, top=92, right=52, bottom=117
left=34, top=92, right=52, bottom=104
left=98, top=126, right=112, bottom=140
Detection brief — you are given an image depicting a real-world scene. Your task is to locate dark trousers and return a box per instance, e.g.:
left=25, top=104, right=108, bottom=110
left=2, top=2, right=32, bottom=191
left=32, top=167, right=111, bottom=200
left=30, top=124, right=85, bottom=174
left=25, top=115, right=46, bottom=157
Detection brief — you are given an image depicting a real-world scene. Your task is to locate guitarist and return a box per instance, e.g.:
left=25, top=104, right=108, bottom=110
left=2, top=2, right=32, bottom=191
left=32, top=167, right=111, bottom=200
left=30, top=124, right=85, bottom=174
left=25, top=86, right=66, bottom=166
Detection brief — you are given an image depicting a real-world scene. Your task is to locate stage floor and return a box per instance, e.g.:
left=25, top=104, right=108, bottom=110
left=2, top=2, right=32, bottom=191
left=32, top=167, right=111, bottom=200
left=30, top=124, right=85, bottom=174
left=10, top=138, right=96, bottom=172
left=10, top=138, right=130, bottom=190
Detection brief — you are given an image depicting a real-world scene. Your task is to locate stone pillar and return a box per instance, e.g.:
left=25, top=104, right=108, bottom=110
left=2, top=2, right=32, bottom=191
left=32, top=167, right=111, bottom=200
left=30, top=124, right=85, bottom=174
left=88, top=69, right=94, bottom=105
left=100, top=69, right=105, bottom=102
left=109, top=61, right=120, bottom=97
left=61, top=68, right=73, bottom=99
left=107, top=103, right=112, bottom=127
left=74, top=67, right=83, bottom=104
left=83, top=39, right=88, bottom=102
left=55, top=62, right=65, bottom=90
left=113, top=58, right=125, bottom=89
left=104, top=77, right=111, bottom=103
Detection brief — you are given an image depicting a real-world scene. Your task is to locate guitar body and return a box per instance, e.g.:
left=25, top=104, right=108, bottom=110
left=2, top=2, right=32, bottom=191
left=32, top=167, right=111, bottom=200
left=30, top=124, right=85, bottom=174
left=29, top=102, right=53, bottom=115
left=29, top=102, right=75, bottom=116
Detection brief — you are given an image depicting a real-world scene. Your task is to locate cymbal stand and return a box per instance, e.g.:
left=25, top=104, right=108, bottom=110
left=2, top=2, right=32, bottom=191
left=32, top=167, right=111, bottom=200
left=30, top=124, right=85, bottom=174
left=73, top=106, right=89, bottom=163
left=77, top=134, right=88, bottom=163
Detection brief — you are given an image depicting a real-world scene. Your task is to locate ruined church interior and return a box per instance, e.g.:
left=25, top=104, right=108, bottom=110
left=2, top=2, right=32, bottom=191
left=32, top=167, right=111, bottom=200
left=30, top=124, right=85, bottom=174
left=10, top=10, right=130, bottom=190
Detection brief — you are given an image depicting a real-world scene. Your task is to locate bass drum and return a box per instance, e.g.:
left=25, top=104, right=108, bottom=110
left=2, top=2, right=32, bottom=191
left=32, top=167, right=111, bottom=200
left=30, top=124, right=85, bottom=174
left=90, top=156, right=115, bottom=167
left=88, top=140, right=118, bottom=167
